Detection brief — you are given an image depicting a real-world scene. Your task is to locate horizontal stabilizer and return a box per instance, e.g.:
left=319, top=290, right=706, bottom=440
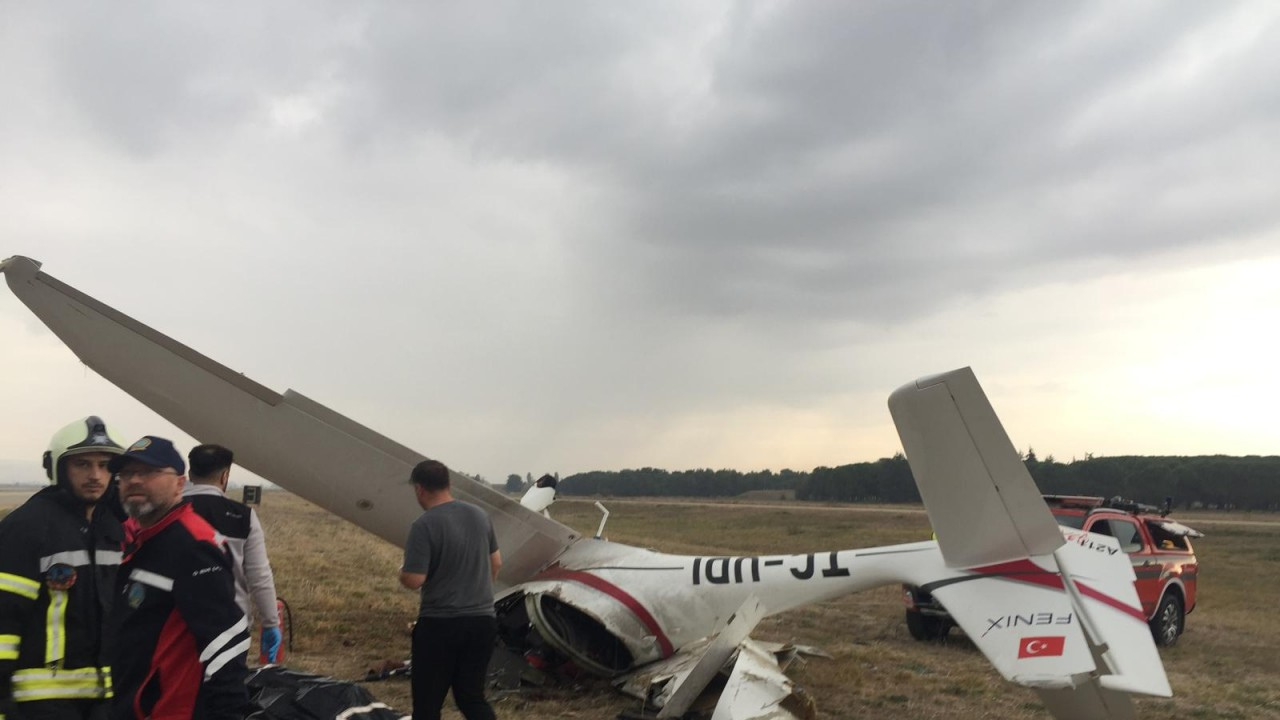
left=926, top=532, right=1169, bottom=718
left=929, top=555, right=1096, bottom=684
left=1, top=255, right=578, bottom=587
left=888, top=367, right=1063, bottom=567
left=1050, top=535, right=1171, bottom=697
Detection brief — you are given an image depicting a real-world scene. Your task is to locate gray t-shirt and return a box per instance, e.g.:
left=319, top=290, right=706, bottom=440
left=402, top=500, right=499, bottom=618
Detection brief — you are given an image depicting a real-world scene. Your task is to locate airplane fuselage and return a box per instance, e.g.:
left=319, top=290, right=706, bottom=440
left=507, top=536, right=950, bottom=673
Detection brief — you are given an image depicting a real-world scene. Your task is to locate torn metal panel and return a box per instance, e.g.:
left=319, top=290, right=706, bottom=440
left=710, top=639, right=815, bottom=720
left=656, top=596, right=766, bottom=718
left=614, top=638, right=828, bottom=711
left=748, top=642, right=829, bottom=671
left=614, top=637, right=712, bottom=704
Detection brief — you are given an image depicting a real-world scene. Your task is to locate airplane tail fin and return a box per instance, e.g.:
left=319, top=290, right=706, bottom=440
left=888, top=368, right=1062, bottom=567
left=889, top=369, right=1171, bottom=718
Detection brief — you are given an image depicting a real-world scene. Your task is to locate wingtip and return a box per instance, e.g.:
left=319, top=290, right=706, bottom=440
left=0, top=255, right=42, bottom=281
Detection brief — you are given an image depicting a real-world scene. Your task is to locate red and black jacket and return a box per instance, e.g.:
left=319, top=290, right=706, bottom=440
left=109, top=503, right=250, bottom=720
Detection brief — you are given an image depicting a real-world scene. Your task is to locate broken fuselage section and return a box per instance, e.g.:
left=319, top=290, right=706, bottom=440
left=492, top=532, right=944, bottom=680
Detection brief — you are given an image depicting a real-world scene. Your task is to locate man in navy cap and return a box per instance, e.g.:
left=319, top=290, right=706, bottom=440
left=107, top=437, right=250, bottom=720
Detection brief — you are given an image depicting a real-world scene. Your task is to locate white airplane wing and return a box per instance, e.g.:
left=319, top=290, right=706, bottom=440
left=0, top=255, right=578, bottom=587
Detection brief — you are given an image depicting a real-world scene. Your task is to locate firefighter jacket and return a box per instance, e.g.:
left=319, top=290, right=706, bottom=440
left=0, top=485, right=122, bottom=713
left=108, top=503, right=250, bottom=720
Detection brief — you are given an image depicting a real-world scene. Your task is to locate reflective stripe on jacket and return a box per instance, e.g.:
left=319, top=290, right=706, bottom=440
left=11, top=666, right=112, bottom=701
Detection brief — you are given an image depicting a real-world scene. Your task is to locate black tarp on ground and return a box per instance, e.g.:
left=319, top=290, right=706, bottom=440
left=246, top=666, right=405, bottom=720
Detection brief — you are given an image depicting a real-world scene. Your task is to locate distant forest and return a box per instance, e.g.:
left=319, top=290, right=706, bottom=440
left=559, top=452, right=1280, bottom=511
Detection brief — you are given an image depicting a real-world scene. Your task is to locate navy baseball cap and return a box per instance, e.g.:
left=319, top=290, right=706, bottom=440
left=108, top=436, right=187, bottom=475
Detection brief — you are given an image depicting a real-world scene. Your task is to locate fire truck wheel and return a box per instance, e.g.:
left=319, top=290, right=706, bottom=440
left=1150, top=592, right=1184, bottom=647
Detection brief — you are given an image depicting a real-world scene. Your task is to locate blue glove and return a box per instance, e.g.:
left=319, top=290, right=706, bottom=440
left=260, top=626, right=283, bottom=664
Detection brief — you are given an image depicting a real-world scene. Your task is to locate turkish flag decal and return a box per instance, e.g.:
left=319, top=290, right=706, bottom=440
left=1018, top=635, right=1066, bottom=658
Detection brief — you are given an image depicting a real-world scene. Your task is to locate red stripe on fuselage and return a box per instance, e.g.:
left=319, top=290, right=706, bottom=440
left=970, top=559, right=1064, bottom=591
left=534, top=568, right=675, bottom=658
left=969, top=559, right=1147, bottom=622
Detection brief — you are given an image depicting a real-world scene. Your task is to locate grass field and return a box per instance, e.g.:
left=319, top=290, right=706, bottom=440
left=5, top=490, right=1277, bottom=718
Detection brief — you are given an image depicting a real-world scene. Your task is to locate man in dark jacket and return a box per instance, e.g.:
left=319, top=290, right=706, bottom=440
left=183, top=444, right=281, bottom=664
left=107, top=437, right=250, bottom=720
left=0, top=417, right=125, bottom=720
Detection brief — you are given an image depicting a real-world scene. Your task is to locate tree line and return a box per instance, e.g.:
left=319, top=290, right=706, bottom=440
left=557, top=453, right=1280, bottom=511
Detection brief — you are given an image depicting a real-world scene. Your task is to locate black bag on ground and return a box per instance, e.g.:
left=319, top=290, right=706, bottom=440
left=246, top=666, right=404, bottom=720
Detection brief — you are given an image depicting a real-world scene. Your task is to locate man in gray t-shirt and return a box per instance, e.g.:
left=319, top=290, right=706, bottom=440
left=399, top=460, right=501, bottom=720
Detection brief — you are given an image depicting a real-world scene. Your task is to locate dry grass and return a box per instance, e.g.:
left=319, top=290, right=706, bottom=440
left=5, top=490, right=1275, bottom=718
left=251, top=493, right=419, bottom=713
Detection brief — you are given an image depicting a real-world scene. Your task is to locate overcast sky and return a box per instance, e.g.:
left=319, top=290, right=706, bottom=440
left=2, top=2, right=1277, bottom=487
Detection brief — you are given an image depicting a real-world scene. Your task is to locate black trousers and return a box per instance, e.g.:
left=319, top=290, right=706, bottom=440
left=411, top=615, right=497, bottom=720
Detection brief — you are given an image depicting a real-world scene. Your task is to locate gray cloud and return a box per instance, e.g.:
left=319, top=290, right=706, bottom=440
left=2, top=1, right=1279, bottom=480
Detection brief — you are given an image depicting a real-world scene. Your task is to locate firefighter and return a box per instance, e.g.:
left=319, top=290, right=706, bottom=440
left=0, top=417, right=126, bottom=720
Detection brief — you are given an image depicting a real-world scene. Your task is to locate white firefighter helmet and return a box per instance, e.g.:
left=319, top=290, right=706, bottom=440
left=42, top=415, right=125, bottom=484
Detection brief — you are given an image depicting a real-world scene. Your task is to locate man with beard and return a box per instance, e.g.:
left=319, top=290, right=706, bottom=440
left=0, top=417, right=125, bottom=720
left=107, top=437, right=250, bottom=720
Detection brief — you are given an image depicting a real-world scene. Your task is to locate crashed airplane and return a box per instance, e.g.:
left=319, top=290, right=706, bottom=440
left=2, top=255, right=1173, bottom=719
